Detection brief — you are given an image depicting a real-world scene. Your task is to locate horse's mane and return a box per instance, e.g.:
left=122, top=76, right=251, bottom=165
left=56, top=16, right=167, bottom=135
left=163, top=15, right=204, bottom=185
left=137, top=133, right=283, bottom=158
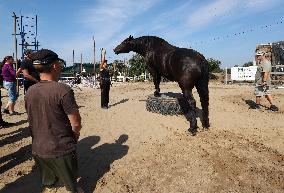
left=136, top=36, right=172, bottom=48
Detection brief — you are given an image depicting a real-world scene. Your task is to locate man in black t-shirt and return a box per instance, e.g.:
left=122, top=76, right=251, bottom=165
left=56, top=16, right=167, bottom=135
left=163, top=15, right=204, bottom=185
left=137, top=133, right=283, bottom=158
left=21, top=49, right=40, bottom=93
left=25, top=49, right=84, bottom=193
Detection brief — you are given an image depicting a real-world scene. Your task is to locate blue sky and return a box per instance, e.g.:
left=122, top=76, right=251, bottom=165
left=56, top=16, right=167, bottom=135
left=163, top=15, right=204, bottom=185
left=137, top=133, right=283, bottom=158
left=0, top=0, right=284, bottom=67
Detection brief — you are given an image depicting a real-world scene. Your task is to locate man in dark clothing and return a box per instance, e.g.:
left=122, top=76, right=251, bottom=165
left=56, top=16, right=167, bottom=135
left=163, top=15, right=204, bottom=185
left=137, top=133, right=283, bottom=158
left=21, top=49, right=40, bottom=93
left=25, top=49, right=84, bottom=193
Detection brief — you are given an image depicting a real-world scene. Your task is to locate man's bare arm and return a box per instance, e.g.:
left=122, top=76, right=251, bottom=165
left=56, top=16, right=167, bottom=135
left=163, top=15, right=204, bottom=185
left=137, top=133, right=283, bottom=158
left=68, top=111, right=82, bottom=141
left=22, top=69, right=39, bottom=83
left=262, top=72, right=269, bottom=83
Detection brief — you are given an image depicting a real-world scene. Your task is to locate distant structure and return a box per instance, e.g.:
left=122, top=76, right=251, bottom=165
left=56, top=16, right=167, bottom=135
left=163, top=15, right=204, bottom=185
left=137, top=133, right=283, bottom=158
left=255, top=42, right=284, bottom=80
left=12, top=13, right=40, bottom=59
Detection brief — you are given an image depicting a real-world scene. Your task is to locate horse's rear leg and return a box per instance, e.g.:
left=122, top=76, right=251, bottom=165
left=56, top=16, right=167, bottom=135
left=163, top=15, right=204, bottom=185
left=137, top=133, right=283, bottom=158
left=196, top=81, right=210, bottom=129
left=183, top=89, right=198, bottom=135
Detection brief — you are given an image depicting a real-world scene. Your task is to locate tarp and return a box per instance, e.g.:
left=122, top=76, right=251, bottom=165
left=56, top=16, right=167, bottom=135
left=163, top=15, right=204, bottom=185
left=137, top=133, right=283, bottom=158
left=272, top=41, right=284, bottom=65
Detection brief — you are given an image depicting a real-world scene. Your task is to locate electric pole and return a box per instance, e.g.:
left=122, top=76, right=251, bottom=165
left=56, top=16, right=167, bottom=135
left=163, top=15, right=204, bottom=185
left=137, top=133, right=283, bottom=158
left=93, top=36, right=96, bottom=76
left=80, top=53, right=83, bottom=73
left=72, top=50, right=75, bottom=74
left=12, top=12, right=19, bottom=93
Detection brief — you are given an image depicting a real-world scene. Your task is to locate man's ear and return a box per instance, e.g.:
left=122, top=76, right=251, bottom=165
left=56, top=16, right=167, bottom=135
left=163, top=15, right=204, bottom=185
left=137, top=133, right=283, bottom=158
left=52, top=63, right=57, bottom=71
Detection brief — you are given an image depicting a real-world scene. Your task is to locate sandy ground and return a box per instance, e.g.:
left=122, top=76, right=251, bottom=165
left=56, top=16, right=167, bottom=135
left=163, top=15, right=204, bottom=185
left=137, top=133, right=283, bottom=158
left=0, top=81, right=283, bottom=193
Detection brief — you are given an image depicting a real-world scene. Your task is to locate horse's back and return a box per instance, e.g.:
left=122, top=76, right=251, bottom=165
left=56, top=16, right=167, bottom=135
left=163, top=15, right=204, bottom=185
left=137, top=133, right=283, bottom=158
left=162, top=48, right=206, bottom=86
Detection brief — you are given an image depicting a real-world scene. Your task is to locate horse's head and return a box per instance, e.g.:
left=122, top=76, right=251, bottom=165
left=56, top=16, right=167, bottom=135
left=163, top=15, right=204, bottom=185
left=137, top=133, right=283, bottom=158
left=114, top=35, right=135, bottom=54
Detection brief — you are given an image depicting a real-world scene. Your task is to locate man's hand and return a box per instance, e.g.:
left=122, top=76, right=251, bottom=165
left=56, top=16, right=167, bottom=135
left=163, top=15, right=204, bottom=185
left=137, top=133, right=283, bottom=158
left=74, top=131, right=80, bottom=142
left=261, top=81, right=267, bottom=86
left=101, top=48, right=106, bottom=56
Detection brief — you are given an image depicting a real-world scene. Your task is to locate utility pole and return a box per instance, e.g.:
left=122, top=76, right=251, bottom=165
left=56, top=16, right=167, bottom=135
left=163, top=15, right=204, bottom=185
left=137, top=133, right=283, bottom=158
left=93, top=36, right=96, bottom=75
left=12, top=12, right=19, bottom=94
left=72, top=50, right=75, bottom=74
left=225, top=67, right=228, bottom=85
left=100, top=48, right=103, bottom=63
left=80, top=53, right=83, bottom=73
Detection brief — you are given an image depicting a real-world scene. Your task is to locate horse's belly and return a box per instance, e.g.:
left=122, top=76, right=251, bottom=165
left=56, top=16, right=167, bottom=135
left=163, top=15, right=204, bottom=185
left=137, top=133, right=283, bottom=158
left=163, top=73, right=175, bottom=81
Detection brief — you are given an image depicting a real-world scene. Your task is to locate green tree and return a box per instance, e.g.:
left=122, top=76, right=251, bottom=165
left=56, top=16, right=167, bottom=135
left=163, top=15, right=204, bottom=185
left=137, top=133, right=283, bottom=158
left=207, top=58, right=222, bottom=73
left=129, top=54, right=146, bottom=76
left=243, top=61, right=253, bottom=67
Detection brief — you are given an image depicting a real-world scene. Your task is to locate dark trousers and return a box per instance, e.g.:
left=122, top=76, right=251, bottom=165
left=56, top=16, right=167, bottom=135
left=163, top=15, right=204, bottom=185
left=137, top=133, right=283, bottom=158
left=101, top=81, right=110, bottom=107
left=23, top=80, right=34, bottom=94
left=33, top=151, right=78, bottom=193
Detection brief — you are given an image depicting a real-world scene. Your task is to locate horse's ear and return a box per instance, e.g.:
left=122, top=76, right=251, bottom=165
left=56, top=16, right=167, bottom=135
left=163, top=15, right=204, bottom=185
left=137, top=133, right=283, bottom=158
left=129, top=35, right=133, bottom=40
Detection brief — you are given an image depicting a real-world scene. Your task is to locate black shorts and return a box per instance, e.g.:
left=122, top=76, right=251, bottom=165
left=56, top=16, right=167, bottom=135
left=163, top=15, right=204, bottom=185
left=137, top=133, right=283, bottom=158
left=33, top=151, right=78, bottom=192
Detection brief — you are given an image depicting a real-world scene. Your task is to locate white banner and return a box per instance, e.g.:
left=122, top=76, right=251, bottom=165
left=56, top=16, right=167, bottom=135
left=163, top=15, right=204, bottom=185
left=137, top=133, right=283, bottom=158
left=231, top=66, right=257, bottom=81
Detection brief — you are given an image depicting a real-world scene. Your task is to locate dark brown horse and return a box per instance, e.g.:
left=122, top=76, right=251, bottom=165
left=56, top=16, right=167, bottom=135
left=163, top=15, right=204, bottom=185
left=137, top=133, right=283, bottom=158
left=114, top=35, right=209, bottom=135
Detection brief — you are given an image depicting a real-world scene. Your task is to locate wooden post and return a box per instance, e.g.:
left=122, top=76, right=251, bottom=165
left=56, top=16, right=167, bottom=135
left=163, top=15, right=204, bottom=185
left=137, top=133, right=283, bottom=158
left=100, top=48, right=103, bottom=63
left=225, top=67, right=228, bottom=85
left=12, top=12, right=19, bottom=94
left=93, top=36, right=96, bottom=75
left=72, top=50, right=75, bottom=74
left=80, top=53, right=83, bottom=73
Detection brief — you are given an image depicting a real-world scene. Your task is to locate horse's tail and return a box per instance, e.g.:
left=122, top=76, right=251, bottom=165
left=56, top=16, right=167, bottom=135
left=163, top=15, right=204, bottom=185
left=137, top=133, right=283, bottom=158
left=195, top=59, right=210, bottom=128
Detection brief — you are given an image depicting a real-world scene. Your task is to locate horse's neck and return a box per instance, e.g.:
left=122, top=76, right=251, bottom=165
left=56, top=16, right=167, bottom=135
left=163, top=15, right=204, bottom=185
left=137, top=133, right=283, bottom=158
left=133, top=43, right=147, bottom=56
left=133, top=38, right=172, bottom=56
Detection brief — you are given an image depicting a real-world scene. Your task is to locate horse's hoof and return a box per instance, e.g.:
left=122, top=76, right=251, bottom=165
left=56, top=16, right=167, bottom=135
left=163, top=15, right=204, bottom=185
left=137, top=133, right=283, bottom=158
left=202, top=119, right=210, bottom=129
left=154, top=92, right=161, bottom=97
left=188, top=128, right=197, bottom=136
left=202, top=124, right=210, bottom=129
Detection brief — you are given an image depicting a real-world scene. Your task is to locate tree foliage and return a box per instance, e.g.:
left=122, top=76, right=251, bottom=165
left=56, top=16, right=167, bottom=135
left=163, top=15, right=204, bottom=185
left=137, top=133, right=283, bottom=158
left=242, top=61, right=253, bottom=67
left=207, top=58, right=222, bottom=73
left=129, top=54, right=146, bottom=76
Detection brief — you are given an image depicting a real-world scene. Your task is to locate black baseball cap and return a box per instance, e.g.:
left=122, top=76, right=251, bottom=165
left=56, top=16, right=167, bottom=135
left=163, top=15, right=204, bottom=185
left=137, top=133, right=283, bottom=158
left=32, top=49, right=65, bottom=66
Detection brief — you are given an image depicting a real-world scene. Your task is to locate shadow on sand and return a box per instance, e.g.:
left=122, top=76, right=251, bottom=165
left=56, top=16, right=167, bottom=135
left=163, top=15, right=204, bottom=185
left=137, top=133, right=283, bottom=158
left=0, top=134, right=129, bottom=193
left=78, top=134, right=129, bottom=193
left=109, top=99, right=129, bottom=108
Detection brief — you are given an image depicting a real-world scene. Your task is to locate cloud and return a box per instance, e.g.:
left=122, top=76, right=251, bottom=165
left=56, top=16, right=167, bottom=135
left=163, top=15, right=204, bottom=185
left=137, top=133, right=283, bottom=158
left=187, top=0, right=238, bottom=29
left=80, top=0, right=159, bottom=44
left=187, top=0, right=283, bottom=30
left=142, top=0, right=283, bottom=45
left=245, top=0, right=279, bottom=8
left=45, top=0, right=160, bottom=65
left=25, top=0, right=284, bottom=66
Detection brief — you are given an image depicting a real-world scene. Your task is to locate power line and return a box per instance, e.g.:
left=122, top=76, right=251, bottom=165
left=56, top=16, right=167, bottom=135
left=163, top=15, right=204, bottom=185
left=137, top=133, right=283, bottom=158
left=189, top=19, right=284, bottom=48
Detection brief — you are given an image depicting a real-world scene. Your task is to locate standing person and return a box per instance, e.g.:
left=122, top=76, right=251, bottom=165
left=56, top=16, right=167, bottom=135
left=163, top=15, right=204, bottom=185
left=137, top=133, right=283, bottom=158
left=0, top=61, right=13, bottom=127
left=254, top=51, right=279, bottom=111
left=1, top=56, right=19, bottom=115
left=100, top=48, right=111, bottom=109
left=25, top=49, right=84, bottom=193
left=21, top=49, right=40, bottom=93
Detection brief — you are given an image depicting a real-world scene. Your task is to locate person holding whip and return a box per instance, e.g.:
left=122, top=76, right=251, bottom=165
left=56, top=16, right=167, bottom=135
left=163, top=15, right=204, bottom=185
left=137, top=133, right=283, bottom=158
left=100, top=48, right=111, bottom=109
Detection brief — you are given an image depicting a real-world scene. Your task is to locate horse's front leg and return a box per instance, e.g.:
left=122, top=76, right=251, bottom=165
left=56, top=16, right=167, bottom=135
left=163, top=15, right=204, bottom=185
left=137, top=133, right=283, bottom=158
left=148, top=66, right=161, bottom=97
left=154, top=74, right=161, bottom=97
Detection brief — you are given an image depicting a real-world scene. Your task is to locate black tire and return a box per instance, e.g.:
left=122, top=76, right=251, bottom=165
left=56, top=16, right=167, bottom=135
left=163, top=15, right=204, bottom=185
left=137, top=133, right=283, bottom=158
left=146, top=94, right=189, bottom=115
